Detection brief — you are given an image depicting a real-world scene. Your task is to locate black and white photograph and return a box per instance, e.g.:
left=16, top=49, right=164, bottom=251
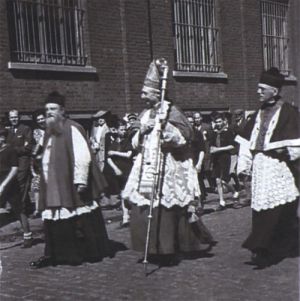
left=0, top=0, right=299, bottom=300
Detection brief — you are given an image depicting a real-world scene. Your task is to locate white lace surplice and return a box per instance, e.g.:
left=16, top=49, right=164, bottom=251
left=122, top=104, right=200, bottom=208
left=251, top=152, right=299, bottom=211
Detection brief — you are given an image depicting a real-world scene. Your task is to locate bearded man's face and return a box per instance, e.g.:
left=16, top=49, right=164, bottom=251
left=45, top=103, right=64, bottom=134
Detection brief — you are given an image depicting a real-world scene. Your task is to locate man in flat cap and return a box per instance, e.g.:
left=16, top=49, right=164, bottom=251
left=126, top=113, right=138, bottom=126
left=30, top=92, right=110, bottom=268
left=90, top=110, right=110, bottom=172
left=235, top=68, right=300, bottom=267
left=126, top=113, right=140, bottom=142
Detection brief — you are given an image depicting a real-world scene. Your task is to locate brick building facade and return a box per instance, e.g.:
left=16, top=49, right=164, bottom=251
left=0, top=0, right=299, bottom=123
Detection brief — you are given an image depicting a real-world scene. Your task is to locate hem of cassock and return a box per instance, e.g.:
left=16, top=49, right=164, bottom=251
left=242, top=201, right=299, bottom=257
left=130, top=204, right=215, bottom=255
left=43, top=207, right=112, bottom=265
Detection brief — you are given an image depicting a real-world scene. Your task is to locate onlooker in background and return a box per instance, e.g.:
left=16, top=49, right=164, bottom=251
left=31, top=109, right=46, bottom=217
left=0, top=116, right=10, bottom=214
left=90, top=110, right=110, bottom=172
left=106, top=119, right=133, bottom=227
left=193, top=112, right=216, bottom=194
left=6, top=109, right=33, bottom=247
left=193, top=112, right=204, bottom=133
left=232, top=109, right=247, bottom=134
left=30, top=91, right=110, bottom=268
left=126, top=113, right=141, bottom=142
left=209, top=112, right=239, bottom=211
left=187, top=115, right=195, bottom=128
left=225, top=112, right=242, bottom=205
left=0, top=127, right=33, bottom=248
left=126, top=113, right=138, bottom=128
left=191, top=112, right=207, bottom=208
left=232, top=109, right=251, bottom=206
left=32, top=109, right=46, bottom=145
left=102, top=114, right=123, bottom=209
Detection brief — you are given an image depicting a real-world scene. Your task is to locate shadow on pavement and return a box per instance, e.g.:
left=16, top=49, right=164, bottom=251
left=181, top=250, right=215, bottom=261
left=201, top=208, right=216, bottom=216
left=136, top=250, right=216, bottom=276
left=244, top=256, right=285, bottom=270
left=0, top=241, right=23, bottom=250
left=0, top=213, right=17, bottom=228
left=0, top=237, right=44, bottom=251
left=32, top=237, right=45, bottom=246
left=244, top=245, right=299, bottom=270
left=109, top=239, right=128, bottom=257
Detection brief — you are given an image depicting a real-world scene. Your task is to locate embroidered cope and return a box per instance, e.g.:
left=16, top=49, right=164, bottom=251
left=122, top=101, right=200, bottom=208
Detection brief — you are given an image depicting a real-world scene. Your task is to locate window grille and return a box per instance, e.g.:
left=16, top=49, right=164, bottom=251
left=261, top=0, right=289, bottom=75
left=172, top=0, right=220, bottom=73
left=7, top=0, right=87, bottom=66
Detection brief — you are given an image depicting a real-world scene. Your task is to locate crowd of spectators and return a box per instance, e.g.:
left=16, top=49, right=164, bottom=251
left=0, top=106, right=252, bottom=247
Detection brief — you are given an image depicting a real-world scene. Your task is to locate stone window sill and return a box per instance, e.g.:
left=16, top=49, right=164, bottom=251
left=172, top=70, right=228, bottom=79
left=8, top=62, right=97, bottom=73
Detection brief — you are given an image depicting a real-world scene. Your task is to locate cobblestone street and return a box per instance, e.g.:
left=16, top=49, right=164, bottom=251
left=0, top=196, right=298, bottom=301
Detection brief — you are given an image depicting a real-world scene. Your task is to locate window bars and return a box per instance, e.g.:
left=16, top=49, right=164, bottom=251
left=261, top=0, right=289, bottom=75
left=7, top=0, right=87, bottom=66
left=173, top=0, right=220, bottom=73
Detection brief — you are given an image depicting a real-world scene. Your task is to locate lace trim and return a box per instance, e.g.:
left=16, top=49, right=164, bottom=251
left=251, top=153, right=299, bottom=211
left=122, top=154, right=200, bottom=208
left=41, top=201, right=99, bottom=221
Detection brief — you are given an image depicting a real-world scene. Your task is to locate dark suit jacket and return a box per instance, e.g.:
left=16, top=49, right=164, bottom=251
left=7, top=123, right=33, bottom=171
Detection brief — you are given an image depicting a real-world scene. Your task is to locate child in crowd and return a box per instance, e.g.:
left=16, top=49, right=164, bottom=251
left=105, top=118, right=133, bottom=227
left=209, top=113, right=239, bottom=211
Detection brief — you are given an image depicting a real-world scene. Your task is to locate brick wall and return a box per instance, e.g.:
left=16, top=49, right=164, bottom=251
left=218, top=0, right=264, bottom=111
left=0, top=0, right=299, bottom=121
left=145, top=0, right=299, bottom=112
left=288, top=0, right=300, bottom=106
left=0, top=0, right=128, bottom=117
left=121, top=0, right=152, bottom=113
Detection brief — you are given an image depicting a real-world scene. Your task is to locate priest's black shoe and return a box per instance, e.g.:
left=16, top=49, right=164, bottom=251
left=30, top=256, right=53, bottom=269
left=250, top=252, right=270, bottom=268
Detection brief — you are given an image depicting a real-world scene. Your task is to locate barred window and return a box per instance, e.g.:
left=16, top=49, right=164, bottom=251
left=261, top=0, right=289, bottom=75
left=7, top=0, right=87, bottom=66
left=172, top=0, right=220, bottom=73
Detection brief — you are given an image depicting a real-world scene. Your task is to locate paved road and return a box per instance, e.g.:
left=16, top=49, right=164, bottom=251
left=0, top=198, right=298, bottom=301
